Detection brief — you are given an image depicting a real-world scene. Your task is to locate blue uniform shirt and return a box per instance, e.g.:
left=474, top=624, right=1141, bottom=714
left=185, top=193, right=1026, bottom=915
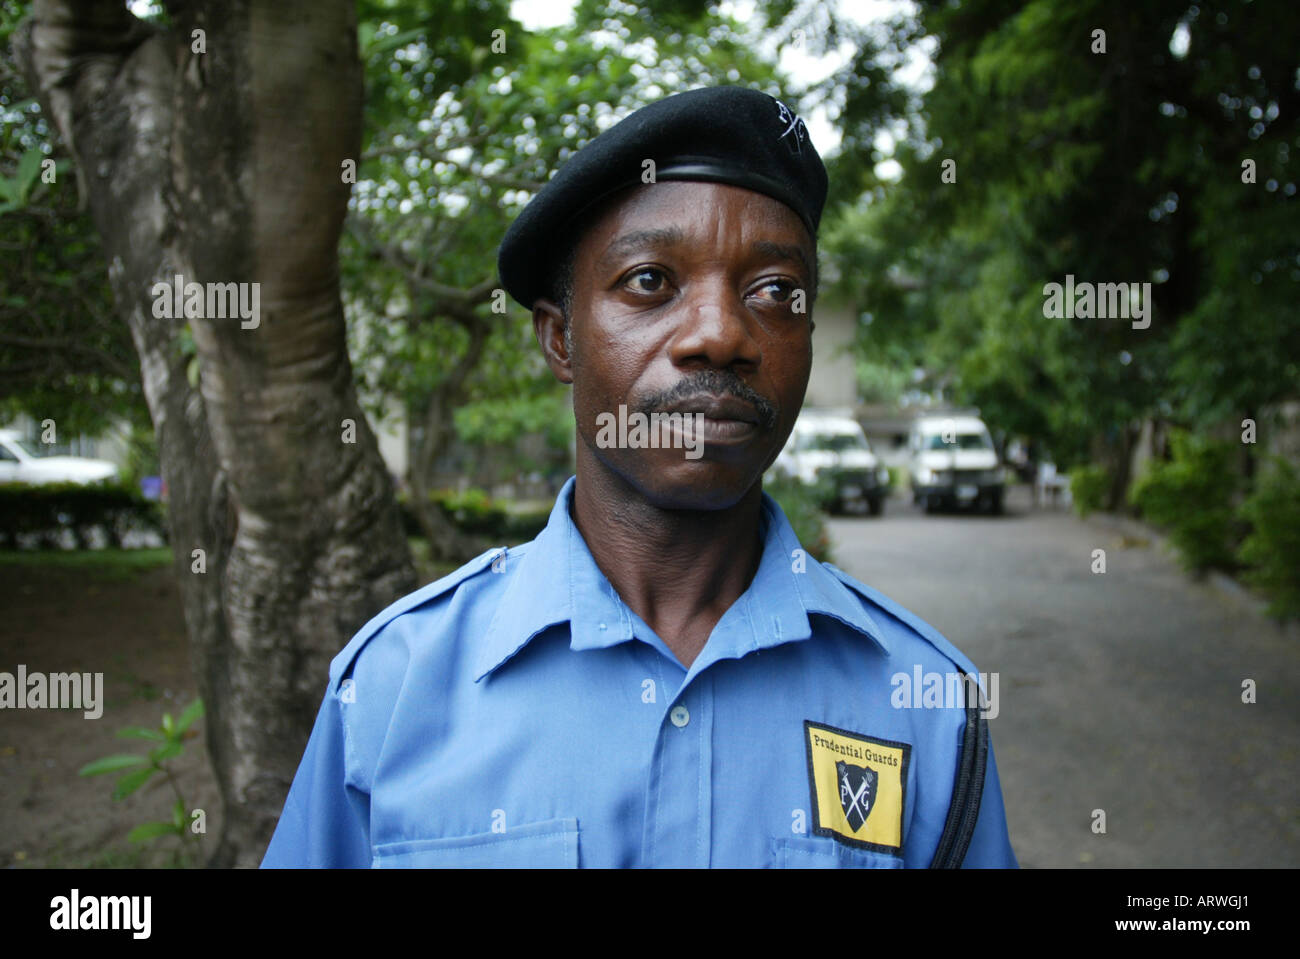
left=262, top=477, right=1017, bottom=868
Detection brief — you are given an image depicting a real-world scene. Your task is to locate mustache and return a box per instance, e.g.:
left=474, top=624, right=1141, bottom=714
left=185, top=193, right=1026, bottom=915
left=634, top=370, right=778, bottom=430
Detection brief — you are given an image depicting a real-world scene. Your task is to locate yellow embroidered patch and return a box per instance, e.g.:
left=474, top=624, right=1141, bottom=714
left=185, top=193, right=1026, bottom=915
left=804, top=721, right=910, bottom=852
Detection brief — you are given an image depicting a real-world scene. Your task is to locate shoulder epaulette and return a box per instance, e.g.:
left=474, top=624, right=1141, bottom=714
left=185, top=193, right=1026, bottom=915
left=328, top=546, right=504, bottom=692
left=821, top=563, right=978, bottom=676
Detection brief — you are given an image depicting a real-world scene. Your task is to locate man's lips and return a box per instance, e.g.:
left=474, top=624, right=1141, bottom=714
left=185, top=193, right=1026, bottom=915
left=659, top=394, right=762, bottom=424
left=657, top=394, right=765, bottom=444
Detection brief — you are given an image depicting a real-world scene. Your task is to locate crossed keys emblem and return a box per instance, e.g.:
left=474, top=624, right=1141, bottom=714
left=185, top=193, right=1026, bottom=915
left=773, top=98, right=808, bottom=156
left=837, top=761, right=878, bottom=832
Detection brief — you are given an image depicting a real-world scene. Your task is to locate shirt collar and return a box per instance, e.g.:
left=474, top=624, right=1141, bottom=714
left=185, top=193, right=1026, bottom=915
left=475, top=475, right=889, bottom=681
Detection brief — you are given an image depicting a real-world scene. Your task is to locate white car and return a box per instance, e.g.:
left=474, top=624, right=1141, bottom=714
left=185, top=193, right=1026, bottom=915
left=907, top=413, right=1005, bottom=514
left=771, top=411, right=889, bottom=515
left=0, top=428, right=119, bottom=485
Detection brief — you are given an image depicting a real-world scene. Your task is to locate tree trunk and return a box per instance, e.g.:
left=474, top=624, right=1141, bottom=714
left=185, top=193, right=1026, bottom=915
left=1105, top=421, right=1140, bottom=513
left=405, top=315, right=492, bottom=563
left=16, top=0, right=417, bottom=867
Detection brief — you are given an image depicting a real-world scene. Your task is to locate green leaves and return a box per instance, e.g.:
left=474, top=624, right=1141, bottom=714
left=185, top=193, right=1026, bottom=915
left=111, top=766, right=157, bottom=800
left=345, top=1, right=791, bottom=492
left=151, top=741, right=183, bottom=763
left=826, top=0, right=1300, bottom=485
left=128, top=821, right=180, bottom=843
left=127, top=799, right=189, bottom=843
left=360, top=26, right=426, bottom=60
left=79, top=699, right=205, bottom=854
left=1129, top=430, right=1240, bottom=573
left=0, top=147, right=43, bottom=215
left=116, top=725, right=166, bottom=742
left=1, top=57, right=140, bottom=435
left=79, top=753, right=148, bottom=777
left=1238, top=457, right=1300, bottom=619
left=176, top=696, right=204, bottom=735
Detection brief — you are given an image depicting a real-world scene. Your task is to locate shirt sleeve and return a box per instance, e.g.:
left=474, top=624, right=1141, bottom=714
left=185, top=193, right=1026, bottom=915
left=959, top=733, right=1019, bottom=868
left=260, top=687, right=372, bottom=868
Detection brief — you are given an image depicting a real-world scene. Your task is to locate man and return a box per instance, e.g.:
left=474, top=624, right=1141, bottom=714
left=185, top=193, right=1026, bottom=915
left=262, top=86, right=1017, bottom=868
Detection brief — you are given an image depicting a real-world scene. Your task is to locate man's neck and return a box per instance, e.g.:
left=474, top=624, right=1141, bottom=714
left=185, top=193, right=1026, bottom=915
left=570, top=460, right=766, bottom=669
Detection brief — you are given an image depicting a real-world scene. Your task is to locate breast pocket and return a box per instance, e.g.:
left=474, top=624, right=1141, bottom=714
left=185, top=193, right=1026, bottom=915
left=373, top=818, right=580, bottom=868
left=769, top=836, right=904, bottom=869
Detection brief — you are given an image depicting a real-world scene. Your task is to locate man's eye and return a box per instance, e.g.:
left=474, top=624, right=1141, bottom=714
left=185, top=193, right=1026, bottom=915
left=624, top=268, right=668, bottom=294
left=753, top=279, right=797, bottom=303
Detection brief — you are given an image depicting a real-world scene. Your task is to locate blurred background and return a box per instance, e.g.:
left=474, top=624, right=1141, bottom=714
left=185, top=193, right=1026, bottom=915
left=1, top=0, right=1296, bottom=868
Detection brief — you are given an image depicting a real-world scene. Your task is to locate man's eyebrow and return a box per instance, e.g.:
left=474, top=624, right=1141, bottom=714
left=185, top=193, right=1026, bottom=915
left=596, top=229, right=815, bottom=278
left=753, top=240, right=814, bottom=278
left=598, top=228, right=686, bottom=267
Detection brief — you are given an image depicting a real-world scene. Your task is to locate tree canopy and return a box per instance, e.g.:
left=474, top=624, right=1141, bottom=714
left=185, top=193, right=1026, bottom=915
left=824, top=0, right=1298, bottom=481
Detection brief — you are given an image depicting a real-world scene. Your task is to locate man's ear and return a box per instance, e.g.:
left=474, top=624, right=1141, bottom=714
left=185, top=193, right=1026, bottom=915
left=532, top=298, right=573, bottom=384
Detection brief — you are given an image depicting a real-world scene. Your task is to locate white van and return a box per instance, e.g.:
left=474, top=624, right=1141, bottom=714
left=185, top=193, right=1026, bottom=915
left=907, top=413, right=1004, bottom=514
left=771, top=410, right=890, bottom=515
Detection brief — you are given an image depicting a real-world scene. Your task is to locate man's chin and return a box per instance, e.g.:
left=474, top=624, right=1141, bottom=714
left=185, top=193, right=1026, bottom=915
left=620, top=458, right=764, bottom=513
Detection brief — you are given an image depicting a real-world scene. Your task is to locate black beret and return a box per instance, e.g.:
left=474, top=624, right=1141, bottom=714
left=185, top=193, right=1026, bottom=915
left=497, top=85, right=828, bottom=310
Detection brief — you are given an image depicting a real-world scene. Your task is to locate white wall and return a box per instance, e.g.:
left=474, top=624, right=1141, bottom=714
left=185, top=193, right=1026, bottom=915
left=805, top=300, right=858, bottom=409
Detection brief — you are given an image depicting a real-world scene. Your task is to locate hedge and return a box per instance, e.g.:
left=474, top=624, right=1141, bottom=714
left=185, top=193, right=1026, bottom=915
left=1128, top=431, right=1241, bottom=573
left=1237, top=457, right=1300, bottom=618
left=0, top=481, right=167, bottom=549
left=399, top=487, right=550, bottom=544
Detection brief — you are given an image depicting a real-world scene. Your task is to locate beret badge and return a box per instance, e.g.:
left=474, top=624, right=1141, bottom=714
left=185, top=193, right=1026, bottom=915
left=773, top=98, right=808, bottom=157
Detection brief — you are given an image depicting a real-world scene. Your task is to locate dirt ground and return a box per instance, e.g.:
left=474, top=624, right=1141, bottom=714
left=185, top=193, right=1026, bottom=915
left=0, top=557, right=219, bottom=868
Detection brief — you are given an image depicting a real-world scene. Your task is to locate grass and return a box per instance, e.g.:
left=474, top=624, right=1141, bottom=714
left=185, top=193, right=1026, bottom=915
left=0, top=547, right=172, bottom=582
left=0, top=541, right=468, bottom=592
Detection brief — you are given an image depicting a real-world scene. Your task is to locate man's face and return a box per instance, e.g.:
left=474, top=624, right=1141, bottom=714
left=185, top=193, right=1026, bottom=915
left=536, top=180, right=815, bottom=510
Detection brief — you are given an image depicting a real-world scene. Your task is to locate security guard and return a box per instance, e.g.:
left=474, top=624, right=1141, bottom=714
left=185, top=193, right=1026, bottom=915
left=262, top=86, right=1017, bottom=868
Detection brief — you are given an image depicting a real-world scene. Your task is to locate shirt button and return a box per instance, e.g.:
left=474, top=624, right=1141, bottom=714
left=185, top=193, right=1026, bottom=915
left=669, top=705, right=690, bottom=728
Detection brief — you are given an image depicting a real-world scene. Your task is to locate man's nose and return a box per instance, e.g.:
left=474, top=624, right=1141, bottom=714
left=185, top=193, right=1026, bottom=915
left=667, top=278, right=760, bottom=370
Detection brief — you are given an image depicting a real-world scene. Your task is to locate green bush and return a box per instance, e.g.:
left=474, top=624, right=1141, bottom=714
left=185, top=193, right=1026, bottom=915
left=763, top=473, right=833, bottom=564
left=501, top=507, right=550, bottom=542
left=429, top=487, right=508, bottom=535
left=1128, top=431, right=1240, bottom=573
left=0, top=481, right=166, bottom=549
left=1068, top=464, right=1110, bottom=517
left=1237, top=457, right=1300, bottom=619
left=399, top=487, right=550, bottom=544
left=120, top=425, right=162, bottom=492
